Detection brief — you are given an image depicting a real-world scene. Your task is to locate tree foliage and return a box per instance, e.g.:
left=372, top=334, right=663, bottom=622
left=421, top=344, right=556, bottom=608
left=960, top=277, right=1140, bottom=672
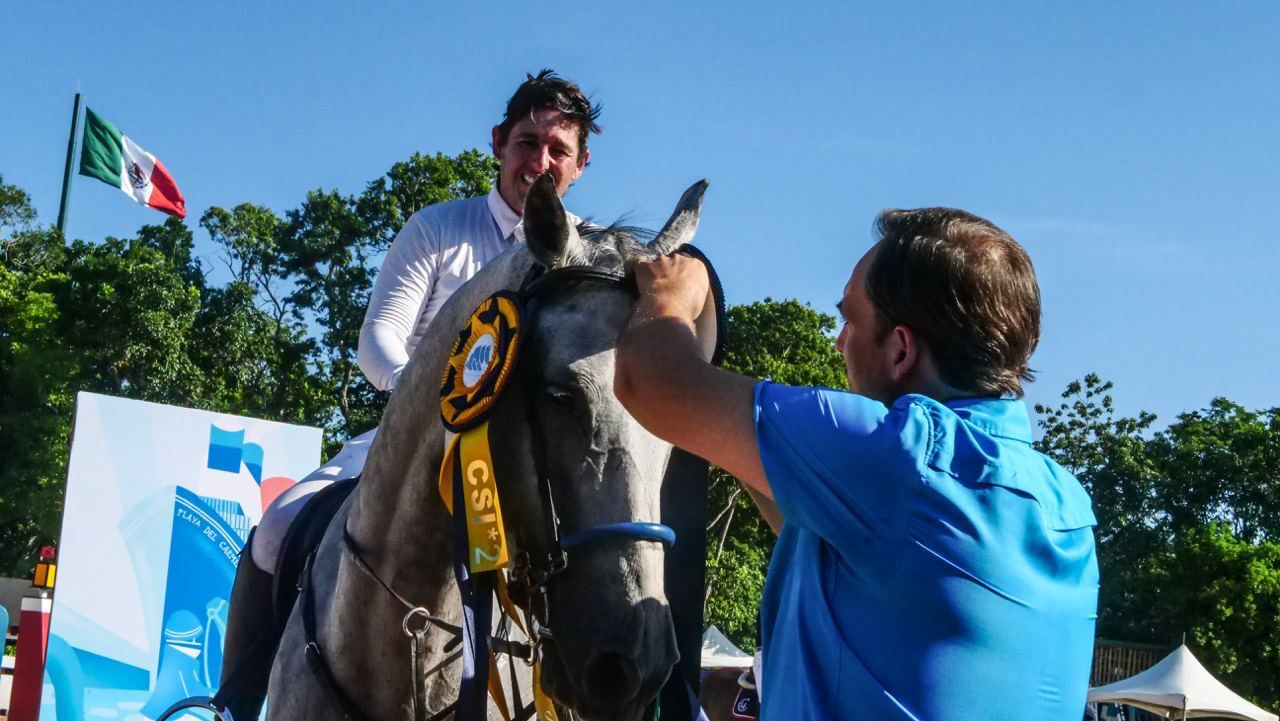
left=1037, top=375, right=1280, bottom=708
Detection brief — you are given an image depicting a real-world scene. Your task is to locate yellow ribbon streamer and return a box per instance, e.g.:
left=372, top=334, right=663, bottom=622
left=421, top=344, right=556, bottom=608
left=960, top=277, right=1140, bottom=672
left=533, top=663, right=561, bottom=721
left=439, top=435, right=559, bottom=720
left=487, top=652, right=513, bottom=721
left=438, top=424, right=509, bottom=573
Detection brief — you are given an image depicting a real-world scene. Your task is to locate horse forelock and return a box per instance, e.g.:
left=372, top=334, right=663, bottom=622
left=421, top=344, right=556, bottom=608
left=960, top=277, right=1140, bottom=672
left=575, top=221, right=659, bottom=275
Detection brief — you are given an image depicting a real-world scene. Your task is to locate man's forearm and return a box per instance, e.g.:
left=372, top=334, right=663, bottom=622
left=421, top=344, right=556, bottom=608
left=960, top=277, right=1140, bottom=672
left=615, top=304, right=770, bottom=496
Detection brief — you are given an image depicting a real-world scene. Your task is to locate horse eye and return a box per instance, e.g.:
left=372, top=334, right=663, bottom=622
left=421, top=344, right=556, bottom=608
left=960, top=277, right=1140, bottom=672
left=544, top=385, right=574, bottom=408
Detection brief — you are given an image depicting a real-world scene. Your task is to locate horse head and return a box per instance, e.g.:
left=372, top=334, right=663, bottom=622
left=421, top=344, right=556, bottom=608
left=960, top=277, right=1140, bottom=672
left=486, top=174, right=709, bottom=721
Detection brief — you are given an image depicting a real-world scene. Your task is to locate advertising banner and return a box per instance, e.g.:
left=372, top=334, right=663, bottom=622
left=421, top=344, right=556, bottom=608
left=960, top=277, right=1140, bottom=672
left=40, top=392, right=321, bottom=721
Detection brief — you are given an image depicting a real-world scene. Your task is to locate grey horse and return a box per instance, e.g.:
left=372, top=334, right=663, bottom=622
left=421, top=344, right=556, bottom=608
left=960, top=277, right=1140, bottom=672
left=265, top=175, right=711, bottom=721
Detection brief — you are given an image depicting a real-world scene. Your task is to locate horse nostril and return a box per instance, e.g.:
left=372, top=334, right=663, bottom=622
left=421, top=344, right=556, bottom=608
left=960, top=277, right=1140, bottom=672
left=582, top=650, right=643, bottom=702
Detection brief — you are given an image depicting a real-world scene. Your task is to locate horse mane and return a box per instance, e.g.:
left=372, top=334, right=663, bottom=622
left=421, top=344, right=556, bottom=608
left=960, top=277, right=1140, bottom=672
left=575, top=221, right=659, bottom=274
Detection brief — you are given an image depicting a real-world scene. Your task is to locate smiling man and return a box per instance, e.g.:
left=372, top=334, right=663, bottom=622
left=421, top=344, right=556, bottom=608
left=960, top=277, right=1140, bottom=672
left=615, top=208, right=1099, bottom=720
left=358, top=68, right=600, bottom=391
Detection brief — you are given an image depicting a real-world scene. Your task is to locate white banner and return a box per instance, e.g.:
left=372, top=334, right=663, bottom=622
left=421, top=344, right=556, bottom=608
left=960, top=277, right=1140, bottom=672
left=40, top=392, right=321, bottom=721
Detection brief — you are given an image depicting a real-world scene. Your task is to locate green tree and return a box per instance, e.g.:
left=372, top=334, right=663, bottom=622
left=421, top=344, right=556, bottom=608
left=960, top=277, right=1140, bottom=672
left=1, top=175, right=55, bottom=270
left=357, top=150, right=498, bottom=248
left=0, top=177, right=36, bottom=232
left=1149, top=399, right=1280, bottom=543
left=703, top=298, right=847, bottom=649
left=198, top=203, right=327, bottom=423
left=0, top=183, right=75, bottom=573
left=1147, top=524, right=1280, bottom=708
left=1038, top=375, right=1280, bottom=708
left=0, top=215, right=214, bottom=571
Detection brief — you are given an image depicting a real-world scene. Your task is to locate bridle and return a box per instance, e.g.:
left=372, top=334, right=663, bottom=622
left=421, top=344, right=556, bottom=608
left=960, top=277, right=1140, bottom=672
left=504, top=262, right=679, bottom=640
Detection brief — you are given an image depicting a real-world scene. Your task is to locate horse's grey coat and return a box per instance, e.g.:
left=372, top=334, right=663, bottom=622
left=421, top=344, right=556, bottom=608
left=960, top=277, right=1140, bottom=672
left=265, top=176, right=708, bottom=721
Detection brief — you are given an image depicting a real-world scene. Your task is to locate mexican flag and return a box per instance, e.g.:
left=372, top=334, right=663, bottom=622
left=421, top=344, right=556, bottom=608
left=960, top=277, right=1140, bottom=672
left=79, top=107, right=186, bottom=219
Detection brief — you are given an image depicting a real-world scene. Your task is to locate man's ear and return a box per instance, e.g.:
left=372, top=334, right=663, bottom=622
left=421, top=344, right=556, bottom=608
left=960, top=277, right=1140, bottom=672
left=491, top=126, right=505, bottom=161
left=886, top=325, right=920, bottom=384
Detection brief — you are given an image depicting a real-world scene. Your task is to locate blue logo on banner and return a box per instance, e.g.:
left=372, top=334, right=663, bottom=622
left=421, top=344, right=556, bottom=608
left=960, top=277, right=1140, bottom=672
left=207, top=425, right=264, bottom=484
left=140, top=487, right=242, bottom=719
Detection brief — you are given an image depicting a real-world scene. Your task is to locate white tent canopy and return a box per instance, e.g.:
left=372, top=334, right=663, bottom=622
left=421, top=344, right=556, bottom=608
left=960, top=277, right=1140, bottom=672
left=1088, top=644, right=1277, bottom=721
left=700, top=625, right=753, bottom=669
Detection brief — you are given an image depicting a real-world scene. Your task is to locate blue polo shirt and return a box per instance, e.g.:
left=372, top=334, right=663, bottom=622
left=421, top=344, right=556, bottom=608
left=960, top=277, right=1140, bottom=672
left=754, top=382, right=1098, bottom=720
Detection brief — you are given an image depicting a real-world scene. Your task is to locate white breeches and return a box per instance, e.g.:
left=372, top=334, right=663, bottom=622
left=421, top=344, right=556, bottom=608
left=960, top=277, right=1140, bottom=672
left=250, top=427, right=379, bottom=573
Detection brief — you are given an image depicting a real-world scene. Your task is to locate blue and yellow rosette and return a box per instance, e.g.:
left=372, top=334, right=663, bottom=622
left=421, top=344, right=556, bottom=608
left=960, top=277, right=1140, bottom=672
left=438, top=291, right=523, bottom=573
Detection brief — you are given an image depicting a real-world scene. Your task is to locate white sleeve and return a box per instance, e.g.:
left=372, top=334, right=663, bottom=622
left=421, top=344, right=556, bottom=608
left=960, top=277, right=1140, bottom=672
left=358, top=212, right=440, bottom=391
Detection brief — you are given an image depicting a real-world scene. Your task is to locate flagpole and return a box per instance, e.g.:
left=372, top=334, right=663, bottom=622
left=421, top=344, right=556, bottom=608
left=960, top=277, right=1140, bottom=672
left=55, top=92, right=83, bottom=239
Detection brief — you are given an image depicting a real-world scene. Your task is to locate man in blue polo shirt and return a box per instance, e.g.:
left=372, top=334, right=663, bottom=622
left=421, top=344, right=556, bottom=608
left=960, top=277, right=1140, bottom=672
left=615, top=207, right=1098, bottom=720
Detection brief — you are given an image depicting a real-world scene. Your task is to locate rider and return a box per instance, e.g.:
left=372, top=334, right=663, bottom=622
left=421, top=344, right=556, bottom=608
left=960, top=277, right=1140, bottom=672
left=218, top=69, right=601, bottom=721
left=615, top=209, right=1099, bottom=720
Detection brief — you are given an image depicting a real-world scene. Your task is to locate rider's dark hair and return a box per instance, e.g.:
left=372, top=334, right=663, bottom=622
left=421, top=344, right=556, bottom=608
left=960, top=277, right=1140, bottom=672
left=866, top=207, right=1041, bottom=398
left=495, top=69, right=602, bottom=157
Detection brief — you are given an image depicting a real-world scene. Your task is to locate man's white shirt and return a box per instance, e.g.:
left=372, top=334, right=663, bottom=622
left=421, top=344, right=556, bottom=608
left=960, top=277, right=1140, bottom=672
left=358, top=185, right=580, bottom=391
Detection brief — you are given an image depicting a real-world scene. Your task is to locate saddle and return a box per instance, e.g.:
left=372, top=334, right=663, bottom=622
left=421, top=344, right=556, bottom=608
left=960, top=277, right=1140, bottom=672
left=271, top=477, right=359, bottom=624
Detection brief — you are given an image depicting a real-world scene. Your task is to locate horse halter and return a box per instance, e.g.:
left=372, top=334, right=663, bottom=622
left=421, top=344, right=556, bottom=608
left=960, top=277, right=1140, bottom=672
left=505, top=262, right=679, bottom=614
left=502, top=244, right=727, bottom=651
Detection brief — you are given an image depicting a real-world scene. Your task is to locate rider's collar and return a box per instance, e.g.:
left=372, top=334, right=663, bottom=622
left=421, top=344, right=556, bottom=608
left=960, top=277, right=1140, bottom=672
left=487, top=184, right=584, bottom=245
left=486, top=185, right=524, bottom=243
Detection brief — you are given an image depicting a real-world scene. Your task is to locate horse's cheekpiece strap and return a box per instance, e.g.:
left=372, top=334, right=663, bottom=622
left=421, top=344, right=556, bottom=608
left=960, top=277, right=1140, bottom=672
left=440, top=290, right=523, bottom=432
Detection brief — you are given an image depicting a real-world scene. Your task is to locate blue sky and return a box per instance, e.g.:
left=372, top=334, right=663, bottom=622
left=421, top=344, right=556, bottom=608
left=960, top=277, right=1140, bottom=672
left=4, top=2, right=1278, bottom=427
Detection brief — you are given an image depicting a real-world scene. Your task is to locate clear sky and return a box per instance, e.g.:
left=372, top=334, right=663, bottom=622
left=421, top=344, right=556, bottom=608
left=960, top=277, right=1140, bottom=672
left=4, top=2, right=1278, bottom=428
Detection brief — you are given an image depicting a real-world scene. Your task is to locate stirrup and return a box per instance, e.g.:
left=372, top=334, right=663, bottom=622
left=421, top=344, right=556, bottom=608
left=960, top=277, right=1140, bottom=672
left=153, top=695, right=234, bottom=721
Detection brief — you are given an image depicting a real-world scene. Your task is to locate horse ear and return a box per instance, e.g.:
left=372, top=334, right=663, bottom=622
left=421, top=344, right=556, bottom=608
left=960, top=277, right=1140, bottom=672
left=523, top=173, right=584, bottom=269
left=649, top=180, right=709, bottom=256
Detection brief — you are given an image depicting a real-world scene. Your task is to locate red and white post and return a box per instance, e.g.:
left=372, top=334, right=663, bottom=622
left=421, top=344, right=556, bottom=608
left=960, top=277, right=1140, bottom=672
left=7, top=591, right=52, bottom=721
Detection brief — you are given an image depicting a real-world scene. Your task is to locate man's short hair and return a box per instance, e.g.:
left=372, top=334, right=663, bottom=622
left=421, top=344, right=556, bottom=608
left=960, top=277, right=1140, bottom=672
left=496, top=69, right=602, bottom=156
left=867, top=208, right=1041, bottom=398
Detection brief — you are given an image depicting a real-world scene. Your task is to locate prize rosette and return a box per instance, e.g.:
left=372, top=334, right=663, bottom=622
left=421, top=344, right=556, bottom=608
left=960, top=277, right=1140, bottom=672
left=438, top=291, right=523, bottom=573
left=439, top=291, right=523, bottom=432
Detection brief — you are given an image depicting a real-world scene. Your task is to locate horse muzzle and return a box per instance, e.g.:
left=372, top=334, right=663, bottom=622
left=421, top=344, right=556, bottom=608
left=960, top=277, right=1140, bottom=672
left=540, top=598, right=679, bottom=721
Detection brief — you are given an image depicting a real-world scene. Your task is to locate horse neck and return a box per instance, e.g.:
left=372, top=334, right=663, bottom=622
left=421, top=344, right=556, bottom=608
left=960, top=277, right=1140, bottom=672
left=346, top=247, right=537, bottom=604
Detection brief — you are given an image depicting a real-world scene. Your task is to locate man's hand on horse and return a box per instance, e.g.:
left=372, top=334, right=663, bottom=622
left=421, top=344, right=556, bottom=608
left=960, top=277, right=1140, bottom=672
left=632, top=253, right=712, bottom=325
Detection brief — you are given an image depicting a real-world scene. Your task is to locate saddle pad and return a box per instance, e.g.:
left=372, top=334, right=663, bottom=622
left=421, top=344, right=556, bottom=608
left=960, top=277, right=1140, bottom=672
left=731, top=687, right=759, bottom=720
left=273, top=477, right=359, bottom=624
